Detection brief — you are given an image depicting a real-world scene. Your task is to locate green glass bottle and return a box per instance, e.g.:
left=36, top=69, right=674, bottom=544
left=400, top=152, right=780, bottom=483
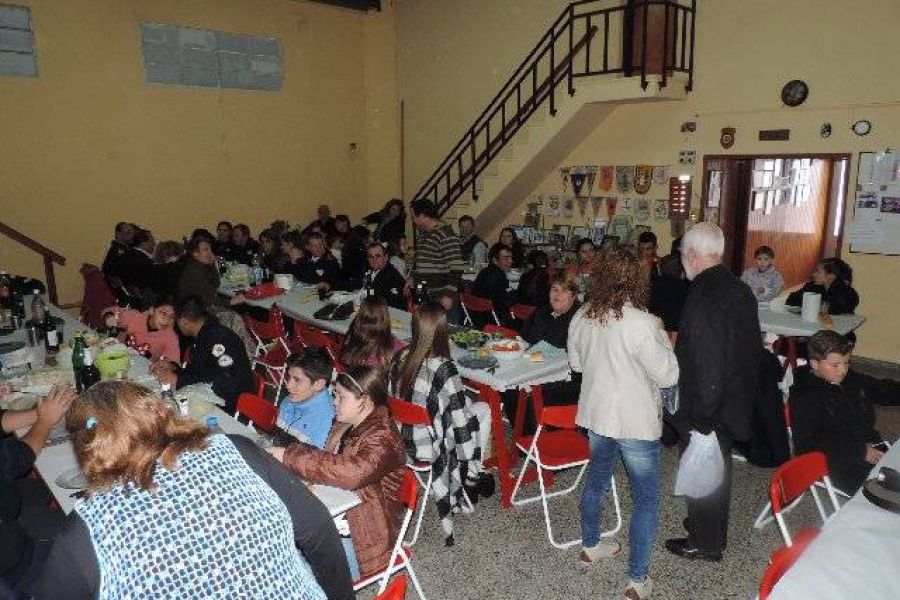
left=72, top=332, right=86, bottom=392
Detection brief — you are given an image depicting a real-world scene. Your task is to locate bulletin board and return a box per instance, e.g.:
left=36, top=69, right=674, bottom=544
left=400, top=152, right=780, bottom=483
left=848, top=151, right=900, bottom=255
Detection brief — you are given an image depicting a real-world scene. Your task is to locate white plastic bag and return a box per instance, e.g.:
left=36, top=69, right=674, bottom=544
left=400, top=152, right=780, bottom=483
left=674, top=431, right=724, bottom=499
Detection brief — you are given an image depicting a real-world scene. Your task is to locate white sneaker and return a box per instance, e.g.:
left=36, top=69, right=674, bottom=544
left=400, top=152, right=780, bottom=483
left=624, top=576, right=653, bottom=599
left=579, top=539, right=621, bottom=563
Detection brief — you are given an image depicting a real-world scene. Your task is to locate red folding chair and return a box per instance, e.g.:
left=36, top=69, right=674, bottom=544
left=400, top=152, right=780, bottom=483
left=353, top=470, right=427, bottom=600
left=758, top=527, right=820, bottom=599
left=375, top=576, right=407, bottom=600
left=387, top=396, right=473, bottom=546
left=301, top=328, right=345, bottom=371
left=77, top=264, right=117, bottom=329
left=769, top=451, right=841, bottom=546
left=243, top=305, right=286, bottom=357
left=460, top=290, right=499, bottom=327
left=510, top=405, right=621, bottom=549
left=482, top=324, right=518, bottom=339
left=252, top=338, right=291, bottom=401
left=234, top=383, right=278, bottom=432
left=509, top=303, right=537, bottom=321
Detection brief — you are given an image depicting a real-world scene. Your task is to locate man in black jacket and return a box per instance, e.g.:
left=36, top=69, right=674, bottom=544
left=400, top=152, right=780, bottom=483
left=472, top=243, right=517, bottom=327
left=367, top=242, right=407, bottom=310
left=151, top=296, right=254, bottom=414
left=290, top=232, right=342, bottom=292
left=665, top=222, right=762, bottom=562
left=230, top=224, right=261, bottom=266
left=101, top=222, right=134, bottom=279
left=1, top=386, right=75, bottom=595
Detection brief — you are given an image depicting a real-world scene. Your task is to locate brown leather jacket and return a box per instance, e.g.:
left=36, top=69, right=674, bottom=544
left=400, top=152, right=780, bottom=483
left=283, top=406, right=406, bottom=578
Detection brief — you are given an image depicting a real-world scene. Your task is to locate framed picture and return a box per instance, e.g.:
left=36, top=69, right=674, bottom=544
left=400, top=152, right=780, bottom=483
left=600, top=235, right=619, bottom=250
left=591, top=223, right=607, bottom=245
left=552, top=224, right=570, bottom=245
left=571, top=226, right=590, bottom=245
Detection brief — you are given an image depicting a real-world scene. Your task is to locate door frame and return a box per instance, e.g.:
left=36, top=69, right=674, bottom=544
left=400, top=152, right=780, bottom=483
left=701, top=153, right=852, bottom=274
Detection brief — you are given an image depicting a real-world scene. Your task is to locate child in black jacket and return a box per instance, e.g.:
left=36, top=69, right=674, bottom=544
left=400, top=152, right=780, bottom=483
left=790, top=330, right=900, bottom=494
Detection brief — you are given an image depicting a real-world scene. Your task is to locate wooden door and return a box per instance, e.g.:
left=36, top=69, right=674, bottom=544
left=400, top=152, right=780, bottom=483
left=623, top=0, right=677, bottom=76
left=703, top=157, right=753, bottom=274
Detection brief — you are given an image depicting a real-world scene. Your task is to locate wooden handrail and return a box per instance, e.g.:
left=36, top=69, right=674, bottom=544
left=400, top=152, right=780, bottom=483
left=0, top=220, right=67, bottom=304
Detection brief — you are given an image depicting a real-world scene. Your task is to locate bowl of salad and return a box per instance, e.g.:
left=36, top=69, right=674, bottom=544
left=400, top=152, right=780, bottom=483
left=450, top=329, right=489, bottom=351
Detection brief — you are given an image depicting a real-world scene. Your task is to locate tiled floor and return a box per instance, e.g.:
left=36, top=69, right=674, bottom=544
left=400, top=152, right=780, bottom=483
left=359, top=401, right=900, bottom=600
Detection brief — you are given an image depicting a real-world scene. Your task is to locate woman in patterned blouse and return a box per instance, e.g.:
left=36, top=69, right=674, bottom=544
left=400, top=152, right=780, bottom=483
left=40, top=381, right=352, bottom=600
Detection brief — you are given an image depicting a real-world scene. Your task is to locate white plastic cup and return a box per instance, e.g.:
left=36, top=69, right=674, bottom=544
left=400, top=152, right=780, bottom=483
left=801, top=292, right=821, bottom=323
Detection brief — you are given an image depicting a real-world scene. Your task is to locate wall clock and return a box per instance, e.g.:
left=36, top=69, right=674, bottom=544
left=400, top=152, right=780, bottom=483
left=781, top=80, right=809, bottom=107
left=820, top=123, right=832, bottom=138
left=852, top=119, right=872, bottom=136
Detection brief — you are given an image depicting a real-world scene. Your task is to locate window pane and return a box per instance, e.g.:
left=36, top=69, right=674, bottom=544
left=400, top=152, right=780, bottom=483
left=0, top=49, right=35, bottom=75
left=0, top=5, right=29, bottom=29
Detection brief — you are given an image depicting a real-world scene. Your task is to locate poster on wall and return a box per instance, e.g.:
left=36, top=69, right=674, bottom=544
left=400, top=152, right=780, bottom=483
left=546, top=195, right=561, bottom=217
left=598, top=166, right=614, bottom=191
left=571, top=166, right=586, bottom=197
left=654, top=199, right=669, bottom=221
left=634, top=165, right=654, bottom=195
left=634, top=198, right=651, bottom=223
left=652, top=166, right=668, bottom=186
left=609, top=214, right=633, bottom=240
left=560, top=167, right=571, bottom=194
left=616, top=166, right=635, bottom=193
left=707, top=170, right=722, bottom=208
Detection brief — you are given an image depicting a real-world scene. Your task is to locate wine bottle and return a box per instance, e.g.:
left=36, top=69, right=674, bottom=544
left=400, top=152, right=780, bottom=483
left=43, top=311, right=60, bottom=353
left=72, top=332, right=86, bottom=392
left=80, top=349, right=101, bottom=389
left=0, top=271, right=11, bottom=327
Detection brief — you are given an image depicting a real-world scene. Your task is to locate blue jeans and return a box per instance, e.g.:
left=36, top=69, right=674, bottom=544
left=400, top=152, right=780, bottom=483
left=580, top=432, right=661, bottom=581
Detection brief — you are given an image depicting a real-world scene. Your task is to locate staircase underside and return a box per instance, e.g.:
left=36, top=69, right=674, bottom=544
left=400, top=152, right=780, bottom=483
left=446, top=74, right=688, bottom=235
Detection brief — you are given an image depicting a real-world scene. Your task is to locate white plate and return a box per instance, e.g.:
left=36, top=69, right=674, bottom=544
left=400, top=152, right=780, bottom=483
left=55, top=466, right=88, bottom=490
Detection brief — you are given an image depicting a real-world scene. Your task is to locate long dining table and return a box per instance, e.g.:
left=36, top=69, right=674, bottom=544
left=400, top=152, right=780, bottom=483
left=221, top=281, right=572, bottom=506
left=768, top=438, right=900, bottom=599
left=0, top=299, right=360, bottom=518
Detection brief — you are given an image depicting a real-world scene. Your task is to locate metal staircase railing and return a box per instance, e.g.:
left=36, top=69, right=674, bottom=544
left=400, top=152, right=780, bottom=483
left=411, top=0, right=696, bottom=217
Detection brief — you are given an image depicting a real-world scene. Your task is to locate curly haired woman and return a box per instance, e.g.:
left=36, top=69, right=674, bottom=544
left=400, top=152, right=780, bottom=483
left=567, top=246, right=679, bottom=600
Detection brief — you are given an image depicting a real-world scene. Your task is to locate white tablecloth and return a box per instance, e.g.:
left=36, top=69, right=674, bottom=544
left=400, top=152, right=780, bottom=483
left=1, top=302, right=360, bottom=518
left=768, top=439, right=900, bottom=599
left=758, top=305, right=865, bottom=337
left=220, top=283, right=572, bottom=392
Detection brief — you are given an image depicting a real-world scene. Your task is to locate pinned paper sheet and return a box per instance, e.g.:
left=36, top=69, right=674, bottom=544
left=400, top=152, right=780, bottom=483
left=847, top=210, right=885, bottom=246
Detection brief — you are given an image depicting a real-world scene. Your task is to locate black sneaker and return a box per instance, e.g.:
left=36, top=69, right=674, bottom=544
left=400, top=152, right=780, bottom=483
left=664, top=538, right=722, bottom=562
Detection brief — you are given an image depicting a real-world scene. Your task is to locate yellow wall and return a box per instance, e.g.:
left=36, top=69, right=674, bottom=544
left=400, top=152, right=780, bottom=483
left=1, top=0, right=400, bottom=304
left=396, top=0, right=900, bottom=362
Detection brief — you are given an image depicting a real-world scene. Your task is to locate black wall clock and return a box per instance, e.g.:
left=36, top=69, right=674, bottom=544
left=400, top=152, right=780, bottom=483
left=781, top=80, right=809, bottom=107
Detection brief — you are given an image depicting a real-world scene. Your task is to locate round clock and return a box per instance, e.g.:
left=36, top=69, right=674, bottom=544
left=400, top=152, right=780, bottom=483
left=820, top=123, right=832, bottom=138
left=781, top=80, right=809, bottom=107
left=852, top=119, right=872, bottom=136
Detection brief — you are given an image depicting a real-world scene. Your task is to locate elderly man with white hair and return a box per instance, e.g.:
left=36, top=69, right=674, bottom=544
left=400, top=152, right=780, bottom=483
left=664, top=222, right=761, bottom=562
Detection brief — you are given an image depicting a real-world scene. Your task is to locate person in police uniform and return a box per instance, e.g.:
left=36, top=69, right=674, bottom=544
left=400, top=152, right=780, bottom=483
left=151, top=296, right=253, bottom=415
left=366, top=242, right=406, bottom=310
